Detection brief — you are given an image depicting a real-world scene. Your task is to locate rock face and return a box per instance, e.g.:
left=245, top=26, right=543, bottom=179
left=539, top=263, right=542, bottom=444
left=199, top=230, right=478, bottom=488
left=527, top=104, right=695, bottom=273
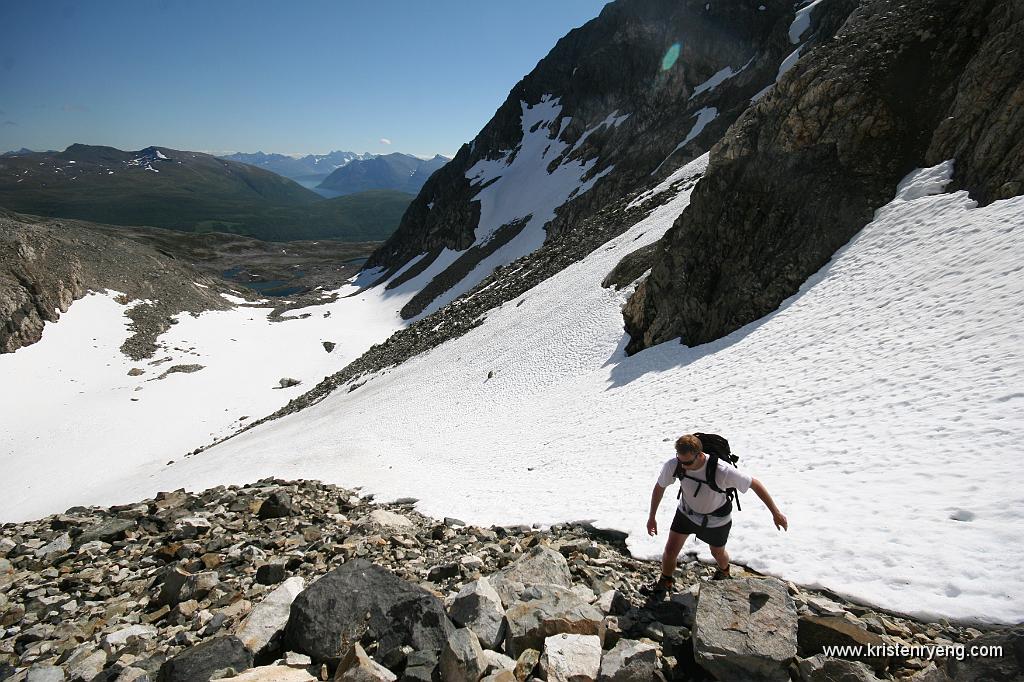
left=0, top=212, right=233, bottom=357
left=364, top=0, right=848, bottom=321
left=693, top=577, right=797, bottom=681
left=624, top=0, right=1024, bottom=352
left=235, top=576, right=305, bottom=657
left=284, top=559, right=454, bottom=663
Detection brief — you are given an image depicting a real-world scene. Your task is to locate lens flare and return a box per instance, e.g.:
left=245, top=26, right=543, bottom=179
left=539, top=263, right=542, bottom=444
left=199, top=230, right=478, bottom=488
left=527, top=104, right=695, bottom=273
left=662, top=42, right=681, bottom=71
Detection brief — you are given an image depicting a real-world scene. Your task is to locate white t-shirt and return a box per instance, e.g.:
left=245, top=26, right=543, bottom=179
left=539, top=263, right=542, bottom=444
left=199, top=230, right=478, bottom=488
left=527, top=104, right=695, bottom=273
left=657, top=456, right=754, bottom=528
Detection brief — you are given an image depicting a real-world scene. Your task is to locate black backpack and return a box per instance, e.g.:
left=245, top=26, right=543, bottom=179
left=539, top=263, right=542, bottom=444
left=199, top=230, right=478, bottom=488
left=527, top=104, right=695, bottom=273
left=673, top=432, right=742, bottom=520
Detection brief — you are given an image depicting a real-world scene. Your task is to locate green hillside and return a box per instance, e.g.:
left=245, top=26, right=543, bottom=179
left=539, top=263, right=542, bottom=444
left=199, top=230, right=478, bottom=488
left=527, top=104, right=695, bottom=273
left=0, top=145, right=412, bottom=241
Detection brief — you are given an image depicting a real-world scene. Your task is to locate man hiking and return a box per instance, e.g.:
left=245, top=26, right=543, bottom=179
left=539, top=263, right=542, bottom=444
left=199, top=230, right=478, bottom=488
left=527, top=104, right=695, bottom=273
left=645, top=434, right=788, bottom=595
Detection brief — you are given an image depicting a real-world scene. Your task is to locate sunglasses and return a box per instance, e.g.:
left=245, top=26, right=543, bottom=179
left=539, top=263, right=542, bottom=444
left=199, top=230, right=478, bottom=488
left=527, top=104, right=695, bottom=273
left=676, top=453, right=699, bottom=466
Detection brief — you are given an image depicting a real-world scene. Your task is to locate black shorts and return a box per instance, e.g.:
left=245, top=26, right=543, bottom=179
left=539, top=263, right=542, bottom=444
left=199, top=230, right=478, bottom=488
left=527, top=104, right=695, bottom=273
left=670, top=509, right=732, bottom=547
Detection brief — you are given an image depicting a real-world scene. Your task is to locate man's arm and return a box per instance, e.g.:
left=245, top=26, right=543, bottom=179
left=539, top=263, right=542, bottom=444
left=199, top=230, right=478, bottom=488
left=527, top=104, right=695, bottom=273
left=750, top=478, right=788, bottom=531
left=647, top=484, right=666, bottom=535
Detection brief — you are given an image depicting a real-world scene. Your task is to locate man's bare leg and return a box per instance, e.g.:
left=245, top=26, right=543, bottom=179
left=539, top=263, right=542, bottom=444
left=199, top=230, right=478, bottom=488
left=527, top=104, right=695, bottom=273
left=709, top=544, right=730, bottom=571
left=662, top=531, right=688, bottom=577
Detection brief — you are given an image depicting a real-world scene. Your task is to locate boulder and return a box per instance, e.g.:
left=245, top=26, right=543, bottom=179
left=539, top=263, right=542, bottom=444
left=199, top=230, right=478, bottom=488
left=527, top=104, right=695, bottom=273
left=942, top=625, right=1024, bottom=682
left=796, top=654, right=880, bottom=681
left=490, top=546, right=573, bottom=606
left=285, top=559, right=454, bottom=664
left=541, top=634, right=602, bottom=682
left=798, top=616, right=888, bottom=672
left=401, top=650, right=439, bottom=682
left=481, top=650, right=515, bottom=676
left=449, top=577, right=506, bottom=650
left=34, top=533, right=71, bottom=561
left=367, top=509, right=415, bottom=529
left=75, top=518, right=135, bottom=545
left=597, top=639, right=659, bottom=682
left=256, top=562, right=287, bottom=585
left=513, top=649, right=540, bottom=682
left=25, top=665, right=66, bottom=682
left=504, top=584, right=605, bottom=658
left=236, top=576, right=305, bottom=657
left=440, top=628, right=488, bottom=682
left=230, top=666, right=317, bottom=681
left=156, top=567, right=220, bottom=607
left=258, top=492, right=296, bottom=519
left=157, top=635, right=253, bottom=682
left=102, top=623, right=158, bottom=653
left=693, top=577, right=797, bottom=682
left=335, top=643, right=398, bottom=682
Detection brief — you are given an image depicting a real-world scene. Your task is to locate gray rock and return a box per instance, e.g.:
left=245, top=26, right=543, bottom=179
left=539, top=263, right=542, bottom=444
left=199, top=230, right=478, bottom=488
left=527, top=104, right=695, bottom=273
left=335, top=643, right=397, bottom=682
left=236, top=576, right=305, bottom=657
left=796, top=654, right=880, bottom=681
left=490, top=546, right=573, bottom=606
left=25, top=665, right=66, bottom=682
left=693, top=577, right=797, bottom=682
left=942, top=624, right=1024, bottom=682
left=258, top=492, right=296, bottom=519
left=102, top=624, right=158, bottom=653
left=449, top=577, right=506, bottom=650
left=401, top=650, right=439, bottom=682
left=597, top=639, right=659, bottom=682
left=513, top=650, right=540, bottom=682
left=65, top=649, right=106, bottom=682
left=541, top=634, right=602, bottom=682
left=440, top=628, right=488, bottom=682
left=797, top=616, right=887, bottom=672
left=157, top=635, right=253, bottom=682
left=504, top=584, right=605, bottom=659
left=34, top=533, right=71, bottom=561
left=75, top=518, right=135, bottom=545
left=285, top=559, right=454, bottom=664
left=231, top=666, right=317, bottom=681
left=367, top=509, right=415, bottom=529
left=256, top=562, right=287, bottom=585
left=157, top=567, right=220, bottom=607
left=481, top=650, right=515, bottom=676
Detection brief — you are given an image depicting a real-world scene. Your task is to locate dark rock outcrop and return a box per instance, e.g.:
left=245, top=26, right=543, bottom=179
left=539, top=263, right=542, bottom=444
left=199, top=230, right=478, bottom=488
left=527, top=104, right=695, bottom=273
left=157, top=635, right=253, bottom=682
left=284, top=559, right=455, bottom=664
left=624, top=0, right=1024, bottom=352
left=365, top=0, right=850, bottom=319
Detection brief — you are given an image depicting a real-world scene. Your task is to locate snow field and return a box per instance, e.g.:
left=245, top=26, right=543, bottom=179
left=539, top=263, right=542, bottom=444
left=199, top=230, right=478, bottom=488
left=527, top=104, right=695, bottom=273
left=93, top=159, right=1024, bottom=624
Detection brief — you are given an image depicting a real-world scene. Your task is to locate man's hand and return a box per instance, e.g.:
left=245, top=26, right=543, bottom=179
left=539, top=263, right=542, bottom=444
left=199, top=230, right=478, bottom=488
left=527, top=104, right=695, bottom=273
left=773, top=511, right=788, bottom=531
left=646, top=517, right=658, bottom=536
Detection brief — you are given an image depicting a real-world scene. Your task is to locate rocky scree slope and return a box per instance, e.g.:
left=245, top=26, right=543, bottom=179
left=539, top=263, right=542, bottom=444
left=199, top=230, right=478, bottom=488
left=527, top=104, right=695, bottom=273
left=0, top=211, right=245, bottom=358
left=1, top=479, right=1019, bottom=682
left=364, top=0, right=855, bottom=320
left=623, top=0, right=1024, bottom=351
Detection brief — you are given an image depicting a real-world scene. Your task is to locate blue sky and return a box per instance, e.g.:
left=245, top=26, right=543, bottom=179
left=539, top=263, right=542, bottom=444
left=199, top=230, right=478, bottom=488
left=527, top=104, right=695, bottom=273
left=0, top=1, right=608, bottom=157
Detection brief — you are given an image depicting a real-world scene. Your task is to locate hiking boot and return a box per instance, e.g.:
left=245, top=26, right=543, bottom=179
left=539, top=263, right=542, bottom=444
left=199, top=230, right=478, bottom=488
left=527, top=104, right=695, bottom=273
left=640, top=574, right=675, bottom=599
left=711, top=565, right=732, bottom=580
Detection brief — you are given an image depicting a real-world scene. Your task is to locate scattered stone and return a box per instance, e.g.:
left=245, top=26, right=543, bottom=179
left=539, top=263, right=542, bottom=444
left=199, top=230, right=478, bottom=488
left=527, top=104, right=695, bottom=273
left=490, top=546, right=573, bottom=606
left=513, top=649, right=540, bottom=682
left=278, top=378, right=301, bottom=388
left=256, top=562, right=287, bottom=585
left=796, top=654, right=880, bottom=682
left=541, top=633, right=602, bottom=682
left=230, top=665, right=317, bottom=681
left=401, top=650, right=439, bottom=682
left=322, top=342, right=336, bottom=353
left=798, top=615, right=888, bottom=672
left=158, top=635, right=253, bottom=682
left=236, top=576, right=305, bottom=658
left=440, top=627, right=488, bottom=682
left=25, top=665, right=65, bottom=682
left=504, top=584, right=605, bottom=658
left=285, top=559, right=453, bottom=664
left=693, top=577, right=797, bottom=682
left=335, top=642, right=397, bottom=682
left=258, top=491, right=297, bottom=519
left=597, top=638, right=659, bottom=682
left=449, top=577, right=506, bottom=650
left=367, top=510, right=415, bottom=529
